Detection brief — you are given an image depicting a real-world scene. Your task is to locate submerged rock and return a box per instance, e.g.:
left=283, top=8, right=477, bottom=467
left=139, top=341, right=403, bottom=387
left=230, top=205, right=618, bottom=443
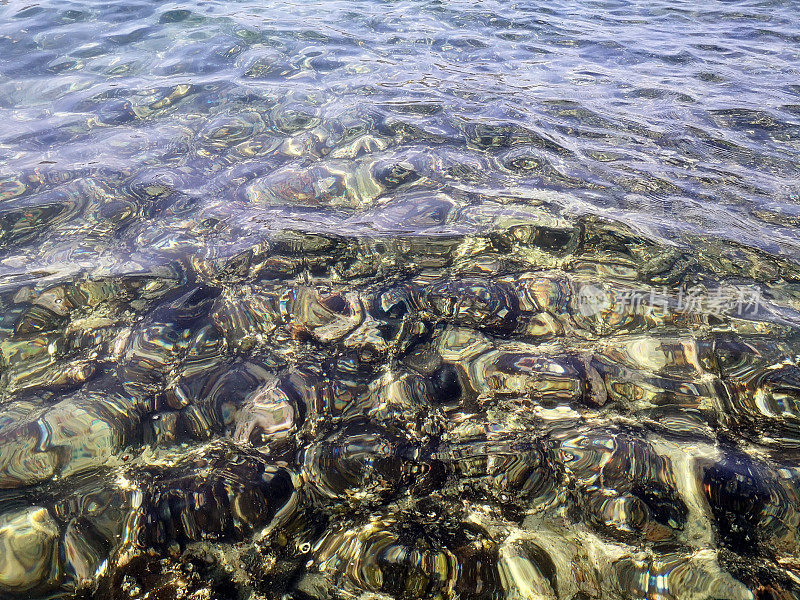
left=0, top=507, right=59, bottom=595
left=0, top=220, right=798, bottom=600
left=310, top=512, right=500, bottom=600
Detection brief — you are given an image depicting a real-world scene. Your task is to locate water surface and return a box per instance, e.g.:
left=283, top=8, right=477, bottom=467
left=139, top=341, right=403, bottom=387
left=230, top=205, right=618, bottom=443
left=1, top=1, right=800, bottom=598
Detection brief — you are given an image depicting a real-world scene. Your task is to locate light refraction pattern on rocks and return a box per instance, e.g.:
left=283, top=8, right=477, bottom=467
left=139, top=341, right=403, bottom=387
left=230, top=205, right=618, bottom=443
left=1, top=0, right=800, bottom=598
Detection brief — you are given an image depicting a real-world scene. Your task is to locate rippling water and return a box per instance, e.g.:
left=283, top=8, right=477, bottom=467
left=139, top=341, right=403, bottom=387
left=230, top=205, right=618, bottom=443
left=1, top=0, right=800, bottom=598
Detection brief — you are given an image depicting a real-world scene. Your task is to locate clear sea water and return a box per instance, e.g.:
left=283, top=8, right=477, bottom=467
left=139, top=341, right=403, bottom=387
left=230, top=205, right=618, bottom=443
left=1, top=1, right=800, bottom=598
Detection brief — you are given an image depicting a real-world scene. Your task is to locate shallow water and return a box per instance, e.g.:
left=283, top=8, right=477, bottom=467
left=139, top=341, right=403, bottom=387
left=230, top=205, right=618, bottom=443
left=1, top=0, right=800, bottom=598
